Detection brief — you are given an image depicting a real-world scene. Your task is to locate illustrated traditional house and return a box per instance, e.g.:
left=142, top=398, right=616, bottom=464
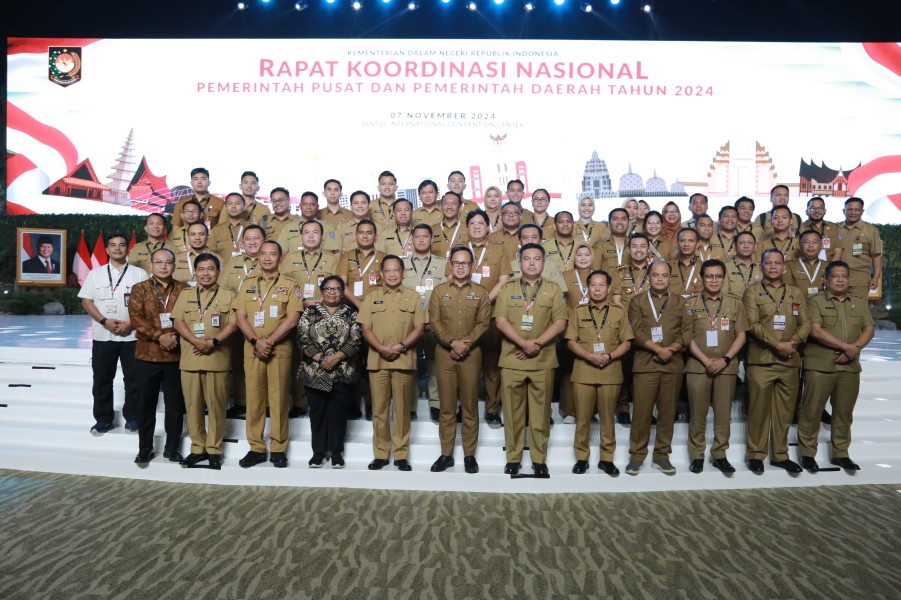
left=127, top=156, right=172, bottom=212
left=799, top=159, right=860, bottom=197
left=43, top=158, right=111, bottom=200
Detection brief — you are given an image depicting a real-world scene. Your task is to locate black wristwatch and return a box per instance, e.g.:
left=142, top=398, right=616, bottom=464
left=212, top=338, right=221, bottom=347
left=399, top=342, right=408, bottom=353
left=723, top=355, right=732, bottom=365
left=99, top=318, right=107, bottom=326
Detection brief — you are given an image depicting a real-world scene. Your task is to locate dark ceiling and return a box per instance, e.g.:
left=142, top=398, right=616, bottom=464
left=4, top=0, right=901, bottom=42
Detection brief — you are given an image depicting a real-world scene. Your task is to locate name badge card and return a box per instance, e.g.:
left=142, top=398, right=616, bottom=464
left=269, top=304, right=279, bottom=319
left=593, top=342, right=606, bottom=353
left=482, top=265, right=491, bottom=278
left=852, top=243, right=863, bottom=256
left=822, top=237, right=831, bottom=249
left=188, top=281, right=197, bottom=287
left=254, top=311, right=265, bottom=327
left=807, top=287, right=819, bottom=296
left=354, top=281, right=364, bottom=297
left=471, top=273, right=482, bottom=284
left=579, top=296, right=589, bottom=305
left=720, top=317, right=729, bottom=331
left=159, top=312, right=173, bottom=328
left=706, top=330, right=719, bottom=347
left=773, top=315, right=786, bottom=331
left=651, top=326, right=664, bottom=343
left=193, top=323, right=206, bottom=336
left=520, top=315, right=534, bottom=332
left=792, top=303, right=799, bottom=316
left=211, top=313, right=220, bottom=328
left=369, top=273, right=378, bottom=286
left=105, top=301, right=118, bottom=316
left=303, top=283, right=315, bottom=299
left=424, top=278, right=433, bottom=291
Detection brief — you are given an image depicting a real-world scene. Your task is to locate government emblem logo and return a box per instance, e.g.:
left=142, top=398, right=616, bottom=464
left=49, top=47, right=82, bottom=87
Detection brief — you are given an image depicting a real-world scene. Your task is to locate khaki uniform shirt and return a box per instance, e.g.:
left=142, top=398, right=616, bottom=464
left=684, top=293, right=748, bottom=375
left=376, top=225, right=415, bottom=258
left=174, top=248, right=221, bottom=284
left=128, top=278, right=189, bottom=363
left=836, top=220, right=882, bottom=285
left=432, top=219, right=470, bottom=260
left=757, top=210, right=803, bottom=239
left=357, top=286, right=429, bottom=370
left=369, top=198, right=394, bottom=230
left=411, top=207, right=443, bottom=229
left=319, top=206, right=353, bottom=230
left=128, top=239, right=179, bottom=273
left=725, top=259, right=763, bottom=301
left=235, top=274, right=303, bottom=356
left=243, top=201, right=271, bottom=227
left=208, top=221, right=247, bottom=259
left=172, top=284, right=235, bottom=371
left=335, top=218, right=364, bottom=253
left=277, top=218, right=340, bottom=254
left=628, top=290, right=691, bottom=374
left=402, top=254, right=448, bottom=305
left=494, top=278, right=567, bottom=370
left=762, top=234, right=798, bottom=263
left=172, top=194, right=225, bottom=228
left=428, top=280, right=491, bottom=349
left=575, top=220, right=609, bottom=246
left=508, top=254, right=566, bottom=290
left=712, top=232, right=737, bottom=261
left=735, top=221, right=766, bottom=243
left=336, top=249, right=385, bottom=299
left=167, top=225, right=193, bottom=254
left=695, top=243, right=728, bottom=264
left=460, top=240, right=512, bottom=295
left=801, top=219, right=841, bottom=262
left=279, top=249, right=338, bottom=302
left=526, top=213, right=556, bottom=240
left=460, top=200, right=480, bottom=220
left=265, top=214, right=302, bottom=243
left=783, top=258, right=827, bottom=298
left=742, top=280, right=811, bottom=367
left=488, top=229, right=520, bottom=261
left=668, top=258, right=704, bottom=299
left=591, top=238, right=631, bottom=272
left=562, top=268, right=592, bottom=309
left=565, top=303, right=634, bottom=384
left=543, top=238, right=577, bottom=273
left=805, top=291, right=873, bottom=374
left=613, top=262, right=651, bottom=305
left=221, top=254, right=260, bottom=293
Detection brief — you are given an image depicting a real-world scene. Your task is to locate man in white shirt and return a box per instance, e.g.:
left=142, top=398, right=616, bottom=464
left=78, top=233, right=149, bottom=435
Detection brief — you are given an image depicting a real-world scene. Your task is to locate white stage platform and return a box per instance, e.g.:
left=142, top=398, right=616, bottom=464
left=1, top=314, right=900, bottom=494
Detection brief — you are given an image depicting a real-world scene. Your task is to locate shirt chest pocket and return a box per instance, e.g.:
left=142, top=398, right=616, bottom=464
left=821, top=312, right=839, bottom=330
left=756, top=299, right=776, bottom=318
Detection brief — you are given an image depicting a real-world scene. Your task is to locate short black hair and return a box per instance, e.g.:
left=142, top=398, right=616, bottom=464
left=507, top=179, right=524, bottom=191
left=271, top=187, right=291, bottom=199
left=106, top=233, right=129, bottom=247
left=518, top=223, right=543, bottom=240
left=845, top=197, right=864, bottom=208
left=324, top=178, right=342, bottom=191
left=301, top=220, right=324, bottom=235
left=553, top=211, right=573, bottom=223
left=700, top=258, right=726, bottom=277
left=193, top=252, right=221, bottom=271
left=381, top=254, right=404, bottom=271
left=350, top=190, right=371, bottom=204
left=182, top=199, right=202, bottom=213
left=241, top=171, right=258, bottom=182
left=319, top=274, right=344, bottom=292
left=190, top=167, right=209, bottom=178
left=243, top=224, right=266, bottom=239
left=145, top=213, right=166, bottom=225
left=735, top=230, right=757, bottom=243
left=356, top=219, right=377, bottom=232
left=466, top=209, right=489, bottom=226
left=412, top=223, right=433, bottom=236
left=735, top=196, right=755, bottom=210
left=393, top=198, right=413, bottom=211
left=629, top=232, right=650, bottom=246
left=825, top=260, right=850, bottom=278
left=608, top=207, right=628, bottom=221
left=260, top=240, right=283, bottom=256
left=587, top=269, right=612, bottom=286
left=187, top=222, right=209, bottom=234
left=449, top=245, right=474, bottom=262
left=519, top=242, right=545, bottom=258
left=799, top=229, right=822, bottom=243
left=448, top=170, right=465, bottom=182
left=418, top=179, right=438, bottom=194
left=677, top=227, right=698, bottom=241
left=300, top=191, right=319, bottom=203
left=224, top=192, right=245, bottom=205
left=718, top=205, right=738, bottom=219
left=378, top=170, right=397, bottom=184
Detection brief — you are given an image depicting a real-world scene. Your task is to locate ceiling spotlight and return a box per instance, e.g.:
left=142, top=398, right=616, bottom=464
left=466, top=1, right=477, bottom=9
left=352, top=0, right=362, bottom=9
left=237, top=2, right=247, bottom=9
left=294, top=0, right=309, bottom=9
left=581, top=1, right=591, bottom=11
left=524, top=0, right=534, bottom=9
left=610, top=0, right=619, bottom=4
left=408, top=0, right=418, bottom=8
left=441, top=0, right=452, bottom=3
left=381, top=0, right=391, bottom=4
left=642, top=3, right=651, bottom=12
left=494, top=0, right=504, bottom=4
left=553, top=0, right=564, bottom=6
left=260, top=0, right=271, bottom=3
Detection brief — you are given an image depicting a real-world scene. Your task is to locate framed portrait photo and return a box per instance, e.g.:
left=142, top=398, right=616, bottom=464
left=17, top=228, right=67, bottom=286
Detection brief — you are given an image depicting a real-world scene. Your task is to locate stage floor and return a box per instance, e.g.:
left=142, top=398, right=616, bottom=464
left=1, top=314, right=900, bottom=494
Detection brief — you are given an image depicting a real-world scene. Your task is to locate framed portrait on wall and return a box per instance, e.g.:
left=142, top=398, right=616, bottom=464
left=17, top=228, right=67, bottom=286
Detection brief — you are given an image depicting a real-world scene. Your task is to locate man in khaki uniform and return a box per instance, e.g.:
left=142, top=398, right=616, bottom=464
left=169, top=200, right=204, bottom=252
left=172, top=253, right=237, bottom=468
left=264, top=187, right=301, bottom=242
left=565, top=269, right=633, bottom=476
left=494, top=244, right=567, bottom=476
left=762, top=205, right=799, bottom=262
left=209, top=193, right=248, bottom=259
left=239, top=171, right=271, bottom=227
left=335, top=191, right=373, bottom=254
left=128, top=213, right=179, bottom=273
left=714, top=206, right=739, bottom=261
left=685, top=259, right=748, bottom=474
left=783, top=230, right=827, bottom=296
left=488, top=201, right=523, bottom=258
left=756, top=184, right=803, bottom=239
left=318, top=179, right=353, bottom=230
left=411, top=180, right=442, bottom=229
left=542, top=211, right=576, bottom=272
left=432, top=192, right=470, bottom=260
left=626, top=261, right=691, bottom=475
left=369, top=170, right=398, bottom=230
left=173, top=223, right=221, bottom=285
left=358, top=256, right=428, bottom=471
left=836, top=197, right=882, bottom=299
left=611, top=233, right=651, bottom=307
left=376, top=198, right=416, bottom=258
left=668, top=228, right=703, bottom=299
left=694, top=214, right=728, bottom=263
left=743, top=248, right=811, bottom=474
left=428, top=247, right=491, bottom=474
left=681, top=193, right=709, bottom=229
left=505, top=179, right=535, bottom=223
left=401, top=223, right=447, bottom=420
left=336, top=219, right=385, bottom=310
left=802, top=196, right=842, bottom=262
left=221, top=225, right=264, bottom=293
left=171, top=167, right=224, bottom=228
left=279, top=192, right=339, bottom=255
left=446, top=170, right=480, bottom=218
left=726, top=231, right=762, bottom=301
left=734, top=197, right=766, bottom=242
left=234, top=240, right=303, bottom=468
left=509, top=224, right=566, bottom=289
left=592, top=208, right=630, bottom=272
left=798, top=261, right=874, bottom=472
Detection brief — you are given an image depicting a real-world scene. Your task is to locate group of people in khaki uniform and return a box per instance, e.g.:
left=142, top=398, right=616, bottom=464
left=85, top=170, right=881, bottom=476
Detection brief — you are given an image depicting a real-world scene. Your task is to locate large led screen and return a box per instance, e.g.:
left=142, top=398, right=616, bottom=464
left=6, top=38, right=901, bottom=222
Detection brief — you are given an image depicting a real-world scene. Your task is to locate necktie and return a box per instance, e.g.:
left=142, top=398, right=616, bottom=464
left=45, top=260, right=52, bottom=273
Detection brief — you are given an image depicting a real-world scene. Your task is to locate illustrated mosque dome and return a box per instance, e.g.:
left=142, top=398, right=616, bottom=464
left=645, top=169, right=667, bottom=195
left=670, top=179, right=686, bottom=195
left=618, top=164, right=644, bottom=195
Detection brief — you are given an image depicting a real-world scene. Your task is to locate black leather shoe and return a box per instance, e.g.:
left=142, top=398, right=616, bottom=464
left=410, top=411, right=417, bottom=420
left=504, top=462, right=521, bottom=475
left=485, top=412, right=503, bottom=426
left=821, top=410, right=832, bottom=425
left=308, top=452, right=326, bottom=468
left=711, top=458, right=736, bottom=474
left=597, top=461, right=620, bottom=476
left=770, top=459, right=803, bottom=474
left=331, top=453, right=345, bottom=469
left=365, top=405, right=373, bottom=421
left=617, top=412, right=631, bottom=426
left=180, top=452, right=208, bottom=467
left=208, top=455, right=223, bottom=469
left=831, top=457, right=860, bottom=471
left=239, top=450, right=267, bottom=468
left=456, top=409, right=462, bottom=423
left=226, top=406, right=246, bottom=419
left=368, top=458, right=389, bottom=470
left=572, top=460, right=589, bottom=474
left=163, top=449, right=183, bottom=462
left=288, top=406, right=308, bottom=418
left=395, top=459, right=412, bottom=471
left=430, top=455, right=454, bottom=472
left=747, top=459, right=765, bottom=474
left=532, top=463, right=549, bottom=476
left=430, top=407, right=440, bottom=422
left=134, top=449, right=155, bottom=464
left=464, top=456, right=479, bottom=474
left=689, top=458, right=704, bottom=474
left=800, top=456, right=820, bottom=472
left=270, top=452, right=288, bottom=468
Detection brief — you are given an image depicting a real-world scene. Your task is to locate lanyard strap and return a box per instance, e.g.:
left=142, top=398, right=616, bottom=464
left=702, top=295, right=722, bottom=330
left=196, top=286, right=219, bottom=319
left=356, top=250, right=377, bottom=279
left=520, top=279, right=542, bottom=313
left=228, top=224, right=244, bottom=250
left=575, top=269, right=588, bottom=299
left=555, top=240, right=574, bottom=268
left=150, top=280, right=172, bottom=311
left=629, top=267, right=650, bottom=294
left=614, top=240, right=625, bottom=265
left=441, top=220, right=462, bottom=247
left=108, top=264, right=129, bottom=294
left=588, top=304, right=610, bottom=341
left=469, top=242, right=488, bottom=268
left=648, top=290, right=670, bottom=324
left=800, top=260, right=821, bottom=284
left=678, top=260, right=697, bottom=292
left=762, top=283, right=788, bottom=312
left=396, top=228, right=412, bottom=253
left=411, top=256, right=433, bottom=284
left=302, top=251, right=323, bottom=280
left=738, top=262, right=756, bottom=286
left=257, top=275, right=280, bottom=310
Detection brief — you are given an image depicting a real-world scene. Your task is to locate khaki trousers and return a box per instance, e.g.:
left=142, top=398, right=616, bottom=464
left=686, top=372, right=736, bottom=460
left=244, top=353, right=292, bottom=453
left=501, top=368, right=553, bottom=463
left=630, top=372, right=681, bottom=460
left=181, top=370, right=229, bottom=455
left=369, top=369, right=415, bottom=460
left=798, top=370, right=860, bottom=459
left=572, top=382, right=620, bottom=461
left=436, top=346, right=482, bottom=457
left=746, top=364, right=799, bottom=461
left=482, top=322, right=503, bottom=413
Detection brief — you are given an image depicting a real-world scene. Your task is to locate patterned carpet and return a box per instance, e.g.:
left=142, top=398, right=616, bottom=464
left=1, top=470, right=900, bottom=599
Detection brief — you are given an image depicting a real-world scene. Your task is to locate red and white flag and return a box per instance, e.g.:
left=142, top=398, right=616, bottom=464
left=91, top=232, right=108, bottom=269
left=73, top=230, right=92, bottom=285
